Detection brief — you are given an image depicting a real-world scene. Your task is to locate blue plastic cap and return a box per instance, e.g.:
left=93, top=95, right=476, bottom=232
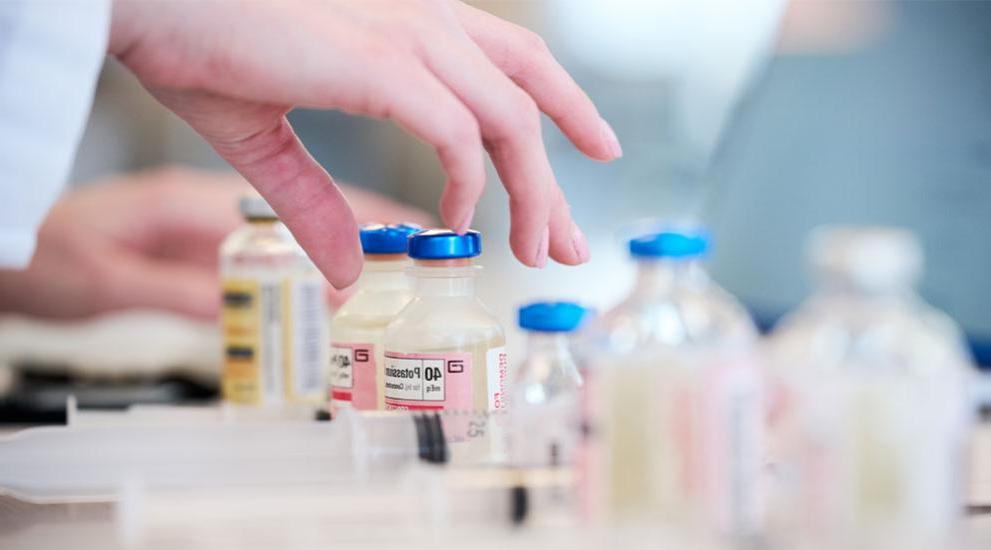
left=518, top=301, right=588, bottom=332
left=359, top=223, right=423, bottom=254
left=408, top=229, right=482, bottom=260
left=629, top=229, right=710, bottom=259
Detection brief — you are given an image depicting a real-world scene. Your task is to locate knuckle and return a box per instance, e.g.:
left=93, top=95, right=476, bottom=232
left=516, top=28, right=549, bottom=56
left=502, top=27, right=551, bottom=78
left=448, top=110, right=481, bottom=147
left=508, top=181, right=549, bottom=207
left=360, top=36, right=402, bottom=65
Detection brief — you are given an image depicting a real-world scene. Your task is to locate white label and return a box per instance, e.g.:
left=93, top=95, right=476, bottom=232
left=383, top=351, right=473, bottom=411
left=486, top=346, right=508, bottom=410
left=290, top=278, right=326, bottom=398
left=384, top=356, right=447, bottom=402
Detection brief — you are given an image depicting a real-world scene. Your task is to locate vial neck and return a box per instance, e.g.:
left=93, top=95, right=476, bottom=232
left=525, top=332, right=574, bottom=360
left=522, top=332, right=581, bottom=384
left=634, top=258, right=708, bottom=294
left=415, top=276, right=475, bottom=297
left=357, top=257, right=411, bottom=290
left=412, top=260, right=477, bottom=297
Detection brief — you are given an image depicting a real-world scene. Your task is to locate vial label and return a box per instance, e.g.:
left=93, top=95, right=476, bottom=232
left=286, top=278, right=326, bottom=400
left=221, top=278, right=284, bottom=405
left=486, top=346, right=508, bottom=410
left=590, top=355, right=763, bottom=529
left=329, top=342, right=377, bottom=409
left=701, top=359, right=763, bottom=534
left=382, top=351, right=473, bottom=411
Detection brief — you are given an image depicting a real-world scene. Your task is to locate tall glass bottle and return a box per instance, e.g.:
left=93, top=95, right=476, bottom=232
left=766, top=226, right=975, bottom=548
left=585, top=229, right=763, bottom=535
left=329, top=223, right=419, bottom=412
left=219, top=195, right=329, bottom=406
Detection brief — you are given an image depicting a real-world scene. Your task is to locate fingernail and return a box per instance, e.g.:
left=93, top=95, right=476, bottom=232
left=571, top=221, right=590, bottom=263
left=600, top=118, right=623, bottom=159
left=455, top=207, right=475, bottom=235
left=535, top=226, right=549, bottom=268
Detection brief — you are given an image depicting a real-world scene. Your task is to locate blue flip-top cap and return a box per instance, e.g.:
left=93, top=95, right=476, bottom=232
left=360, top=223, right=423, bottom=254
left=629, top=229, right=710, bottom=258
left=518, top=301, right=588, bottom=332
left=408, top=229, right=482, bottom=260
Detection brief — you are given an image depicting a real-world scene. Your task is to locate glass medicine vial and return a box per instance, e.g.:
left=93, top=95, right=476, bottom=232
left=219, top=195, right=329, bottom=406
left=765, top=226, right=974, bottom=546
left=329, top=223, right=419, bottom=412
left=586, top=229, right=762, bottom=534
left=382, top=230, right=508, bottom=444
left=509, top=301, right=587, bottom=469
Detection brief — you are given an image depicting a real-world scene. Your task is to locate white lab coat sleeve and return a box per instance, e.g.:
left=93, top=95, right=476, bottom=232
left=0, top=0, right=111, bottom=268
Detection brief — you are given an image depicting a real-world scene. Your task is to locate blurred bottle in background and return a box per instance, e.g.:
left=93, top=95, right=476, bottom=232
left=765, top=226, right=975, bottom=549
left=219, top=195, right=329, bottom=406
left=583, top=229, right=764, bottom=536
left=507, top=301, right=588, bottom=526
left=329, top=224, right=419, bottom=413
left=509, top=301, right=588, bottom=468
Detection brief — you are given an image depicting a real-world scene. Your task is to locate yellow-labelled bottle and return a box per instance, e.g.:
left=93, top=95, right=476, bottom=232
left=219, top=195, right=329, bottom=406
left=329, top=223, right=419, bottom=412
left=382, top=230, right=507, bottom=456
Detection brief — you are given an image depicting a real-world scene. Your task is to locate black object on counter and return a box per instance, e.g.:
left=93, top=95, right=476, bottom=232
left=0, top=366, right=218, bottom=425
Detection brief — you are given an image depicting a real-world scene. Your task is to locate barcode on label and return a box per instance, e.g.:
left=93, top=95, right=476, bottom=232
left=291, top=279, right=326, bottom=396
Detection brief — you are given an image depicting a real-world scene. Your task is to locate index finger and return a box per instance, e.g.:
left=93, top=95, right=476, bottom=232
left=228, top=120, right=363, bottom=289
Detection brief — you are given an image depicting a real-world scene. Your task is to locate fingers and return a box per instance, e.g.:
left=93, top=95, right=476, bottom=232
left=452, top=2, right=622, bottom=161
left=361, top=63, right=486, bottom=235
left=298, top=56, right=486, bottom=237
left=417, top=28, right=581, bottom=266
left=210, top=117, right=363, bottom=289
left=548, top=187, right=591, bottom=265
left=147, top=88, right=365, bottom=288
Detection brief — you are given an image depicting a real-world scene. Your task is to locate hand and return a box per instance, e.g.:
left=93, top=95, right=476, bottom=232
left=109, top=0, right=621, bottom=289
left=0, top=167, right=433, bottom=320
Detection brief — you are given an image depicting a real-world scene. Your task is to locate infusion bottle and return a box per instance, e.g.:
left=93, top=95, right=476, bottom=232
left=382, top=230, right=507, bottom=447
left=509, top=301, right=587, bottom=469
left=219, top=195, right=329, bottom=406
left=765, top=226, right=974, bottom=548
left=329, top=223, right=419, bottom=412
left=585, top=229, right=763, bottom=535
